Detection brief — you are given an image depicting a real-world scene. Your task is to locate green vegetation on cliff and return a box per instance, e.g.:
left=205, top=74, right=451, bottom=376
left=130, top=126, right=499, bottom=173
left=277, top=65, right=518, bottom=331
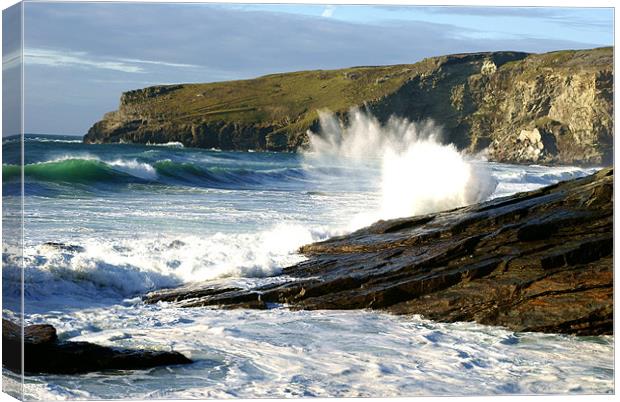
left=84, top=47, right=613, bottom=165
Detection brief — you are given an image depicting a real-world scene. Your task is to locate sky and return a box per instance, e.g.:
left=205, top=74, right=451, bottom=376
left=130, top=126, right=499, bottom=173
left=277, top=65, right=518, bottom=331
left=1, top=2, right=614, bottom=135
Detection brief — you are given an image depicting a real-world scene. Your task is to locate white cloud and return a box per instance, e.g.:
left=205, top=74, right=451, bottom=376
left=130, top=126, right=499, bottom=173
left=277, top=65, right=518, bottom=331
left=25, top=48, right=144, bottom=73
left=23, top=48, right=200, bottom=73
left=2, top=49, right=22, bottom=71
left=118, top=58, right=200, bottom=69
left=321, top=6, right=334, bottom=18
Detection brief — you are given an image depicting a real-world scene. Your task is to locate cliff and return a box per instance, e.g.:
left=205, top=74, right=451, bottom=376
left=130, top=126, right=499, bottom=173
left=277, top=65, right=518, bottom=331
left=84, top=47, right=613, bottom=165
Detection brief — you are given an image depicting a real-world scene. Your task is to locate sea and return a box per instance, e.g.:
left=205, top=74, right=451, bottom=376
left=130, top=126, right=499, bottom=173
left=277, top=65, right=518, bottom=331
left=1, top=131, right=613, bottom=400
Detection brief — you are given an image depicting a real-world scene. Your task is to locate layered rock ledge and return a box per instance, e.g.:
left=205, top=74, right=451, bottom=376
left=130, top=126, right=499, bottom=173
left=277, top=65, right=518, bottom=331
left=2, top=319, right=192, bottom=374
left=145, top=168, right=613, bottom=336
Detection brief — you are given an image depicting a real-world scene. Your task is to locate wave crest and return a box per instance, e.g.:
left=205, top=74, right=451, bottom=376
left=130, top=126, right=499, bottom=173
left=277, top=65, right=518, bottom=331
left=3, top=157, right=309, bottom=189
left=3, top=158, right=136, bottom=184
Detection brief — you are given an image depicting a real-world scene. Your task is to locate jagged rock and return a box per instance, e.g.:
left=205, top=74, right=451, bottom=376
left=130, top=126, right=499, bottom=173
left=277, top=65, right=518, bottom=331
left=518, top=128, right=542, bottom=144
left=480, top=59, right=497, bottom=75
left=144, top=168, right=613, bottom=336
left=2, top=319, right=192, bottom=374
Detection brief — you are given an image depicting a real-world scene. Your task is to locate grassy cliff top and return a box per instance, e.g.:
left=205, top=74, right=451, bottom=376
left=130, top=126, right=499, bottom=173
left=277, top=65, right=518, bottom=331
left=121, top=60, right=436, bottom=129
left=117, top=51, right=527, bottom=131
left=115, top=47, right=612, bottom=135
left=500, top=47, right=613, bottom=74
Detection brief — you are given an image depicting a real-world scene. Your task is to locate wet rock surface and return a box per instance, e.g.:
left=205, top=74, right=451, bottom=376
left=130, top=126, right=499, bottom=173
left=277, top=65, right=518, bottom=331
left=2, top=319, right=192, bottom=374
left=145, top=168, right=613, bottom=336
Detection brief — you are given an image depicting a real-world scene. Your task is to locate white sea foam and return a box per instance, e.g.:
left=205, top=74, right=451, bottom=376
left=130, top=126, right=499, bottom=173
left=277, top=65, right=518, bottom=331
left=2, top=136, right=83, bottom=144
left=305, top=109, right=497, bottom=224
left=8, top=308, right=614, bottom=400
left=489, top=163, right=599, bottom=199
left=29, top=137, right=83, bottom=144
left=106, top=158, right=158, bottom=180
left=4, top=223, right=333, bottom=302
left=35, top=153, right=100, bottom=163
left=146, top=141, right=185, bottom=148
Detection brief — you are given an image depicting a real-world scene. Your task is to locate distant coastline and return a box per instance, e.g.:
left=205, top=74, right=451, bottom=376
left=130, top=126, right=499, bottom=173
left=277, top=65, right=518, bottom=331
left=84, top=47, right=613, bottom=167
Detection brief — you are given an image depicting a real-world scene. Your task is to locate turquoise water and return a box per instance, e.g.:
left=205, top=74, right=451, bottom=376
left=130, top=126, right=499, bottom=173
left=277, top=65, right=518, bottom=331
left=2, top=134, right=612, bottom=399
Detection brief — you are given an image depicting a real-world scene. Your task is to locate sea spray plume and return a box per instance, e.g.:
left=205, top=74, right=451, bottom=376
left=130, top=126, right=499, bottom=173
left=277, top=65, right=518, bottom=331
left=305, top=108, right=497, bottom=222
left=306, top=109, right=441, bottom=160
left=380, top=142, right=497, bottom=218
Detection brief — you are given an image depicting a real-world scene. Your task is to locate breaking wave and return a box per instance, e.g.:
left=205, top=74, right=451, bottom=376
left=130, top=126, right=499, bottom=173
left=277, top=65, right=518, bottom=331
left=2, top=224, right=333, bottom=301
left=2, top=157, right=309, bottom=190
left=305, top=109, right=498, bottom=221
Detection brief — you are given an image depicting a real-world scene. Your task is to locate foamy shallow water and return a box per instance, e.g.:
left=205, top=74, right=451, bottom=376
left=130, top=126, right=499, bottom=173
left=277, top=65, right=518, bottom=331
left=2, top=134, right=611, bottom=399
left=3, top=307, right=614, bottom=400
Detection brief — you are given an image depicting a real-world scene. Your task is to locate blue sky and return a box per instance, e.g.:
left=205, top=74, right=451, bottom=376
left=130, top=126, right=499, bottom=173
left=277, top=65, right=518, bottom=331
left=2, top=2, right=614, bottom=135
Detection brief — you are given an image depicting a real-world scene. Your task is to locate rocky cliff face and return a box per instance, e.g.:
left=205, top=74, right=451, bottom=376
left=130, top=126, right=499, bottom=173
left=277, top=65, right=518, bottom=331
left=84, top=47, right=613, bottom=165
left=469, top=50, right=613, bottom=165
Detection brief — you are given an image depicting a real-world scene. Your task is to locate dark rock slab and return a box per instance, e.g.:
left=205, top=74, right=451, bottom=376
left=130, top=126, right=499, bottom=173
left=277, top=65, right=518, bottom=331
left=2, top=319, right=192, bottom=375
left=41, top=242, right=85, bottom=253
left=144, top=168, right=613, bottom=335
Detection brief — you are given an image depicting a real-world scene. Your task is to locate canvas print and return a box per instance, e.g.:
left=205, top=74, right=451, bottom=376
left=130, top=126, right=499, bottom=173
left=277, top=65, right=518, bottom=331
left=1, top=1, right=614, bottom=400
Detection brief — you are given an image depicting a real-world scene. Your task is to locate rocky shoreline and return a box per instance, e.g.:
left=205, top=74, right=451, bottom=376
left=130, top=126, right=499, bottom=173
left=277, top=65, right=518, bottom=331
left=145, top=167, right=613, bottom=336
left=3, top=169, right=612, bottom=376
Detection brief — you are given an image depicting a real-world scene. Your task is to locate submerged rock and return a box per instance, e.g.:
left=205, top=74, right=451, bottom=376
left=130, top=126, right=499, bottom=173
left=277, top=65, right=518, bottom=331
left=168, top=239, right=186, bottom=249
left=145, top=168, right=613, bottom=336
left=2, top=319, right=192, bottom=374
left=41, top=242, right=85, bottom=253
